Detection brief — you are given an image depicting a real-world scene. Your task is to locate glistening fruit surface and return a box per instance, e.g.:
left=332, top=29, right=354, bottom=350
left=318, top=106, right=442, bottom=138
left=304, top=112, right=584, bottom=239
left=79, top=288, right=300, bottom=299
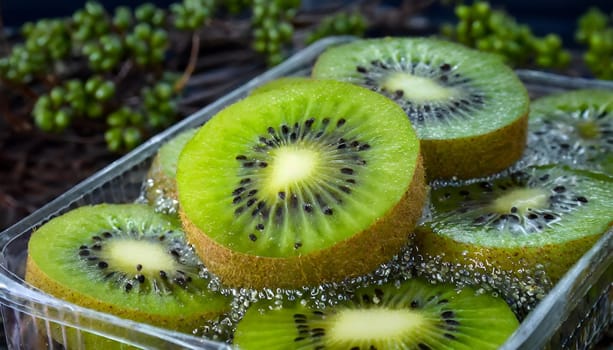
left=25, top=204, right=230, bottom=330
left=177, top=79, right=425, bottom=287
left=312, top=37, right=529, bottom=179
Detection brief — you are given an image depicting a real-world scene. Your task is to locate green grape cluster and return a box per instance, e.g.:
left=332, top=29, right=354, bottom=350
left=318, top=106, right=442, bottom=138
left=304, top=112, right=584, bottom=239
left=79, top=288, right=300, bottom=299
left=125, top=23, right=169, bottom=66
left=576, top=8, right=613, bottom=80
left=135, top=3, right=167, bottom=27
left=252, top=0, right=300, bottom=66
left=72, top=1, right=111, bottom=42
left=0, top=19, right=71, bottom=83
left=142, top=81, right=179, bottom=128
left=576, top=7, right=609, bottom=44
left=105, top=107, right=145, bottom=152
left=22, top=19, right=71, bottom=61
left=82, top=34, right=125, bottom=72
left=443, top=2, right=571, bottom=68
left=32, top=77, right=116, bottom=132
left=306, top=11, right=367, bottom=45
left=112, top=6, right=134, bottom=32
left=171, top=0, right=216, bottom=30
left=0, top=45, right=47, bottom=84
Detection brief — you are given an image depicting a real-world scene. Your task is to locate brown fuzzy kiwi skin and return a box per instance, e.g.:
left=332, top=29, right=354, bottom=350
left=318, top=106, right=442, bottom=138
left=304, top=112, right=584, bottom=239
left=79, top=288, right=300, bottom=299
left=412, top=220, right=611, bottom=283
left=422, top=112, right=529, bottom=181
left=181, top=155, right=427, bottom=289
left=25, top=254, right=226, bottom=333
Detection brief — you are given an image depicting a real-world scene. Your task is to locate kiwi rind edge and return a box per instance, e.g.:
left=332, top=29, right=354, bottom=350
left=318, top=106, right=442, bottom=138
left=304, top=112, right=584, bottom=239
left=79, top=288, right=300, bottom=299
left=181, top=156, right=427, bottom=289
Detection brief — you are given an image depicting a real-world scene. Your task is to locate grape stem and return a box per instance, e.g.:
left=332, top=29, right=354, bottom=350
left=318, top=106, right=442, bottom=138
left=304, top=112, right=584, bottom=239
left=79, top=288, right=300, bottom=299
left=114, top=60, right=133, bottom=85
left=174, top=31, right=200, bottom=92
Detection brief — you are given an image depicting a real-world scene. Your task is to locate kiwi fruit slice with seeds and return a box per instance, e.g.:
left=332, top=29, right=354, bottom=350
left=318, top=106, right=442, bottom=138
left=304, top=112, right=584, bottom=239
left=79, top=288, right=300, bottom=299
left=25, top=203, right=231, bottom=347
left=145, top=128, right=197, bottom=214
left=414, top=165, right=613, bottom=284
left=312, top=37, right=530, bottom=180
left=177, top=79, right=426, bottom=289
left=233, top=277, right=519, bottom=350
left=518, top=89, right=613, bottom=175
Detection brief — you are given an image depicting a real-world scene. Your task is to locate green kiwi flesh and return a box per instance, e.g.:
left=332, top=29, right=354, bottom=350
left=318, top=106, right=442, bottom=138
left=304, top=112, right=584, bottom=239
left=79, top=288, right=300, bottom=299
left=25, top=204, right=231, bottom=334
left=415, top=165, right=613, bottom=283
left=145, top=128, right=198, bottom=213
left=312, top=37, right=529, bottom=180
left=519, top=89, right=613, bottom=175
left=233, top=278, right=519, bottom=350
left=177, top=79, right=426, bottom=288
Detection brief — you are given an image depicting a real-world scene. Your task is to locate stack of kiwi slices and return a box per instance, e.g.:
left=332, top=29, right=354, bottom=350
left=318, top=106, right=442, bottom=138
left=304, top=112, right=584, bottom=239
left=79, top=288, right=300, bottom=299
left=311, top=37, right=530, bottom=180
left=176, top=79, right=427, bottom=289
left=25, top=203, right=231, bottom=348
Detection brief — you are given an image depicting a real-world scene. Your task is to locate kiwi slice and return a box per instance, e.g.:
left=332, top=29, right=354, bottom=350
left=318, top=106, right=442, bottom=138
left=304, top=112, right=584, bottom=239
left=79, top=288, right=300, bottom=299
left=250, top=76, right=315, bottom=95
left=25, top=203, right=231, bottom=344
left=414, top=165, right=613, bottom=284
left=312, top=37, right=530, bottom=180
left=177, top=79, right=426, bottom=289
left=233, top=278, right=519, bottom=350
left=519, top=89, right=613, bottom=175
left=145, top=128, right=198, bottom=214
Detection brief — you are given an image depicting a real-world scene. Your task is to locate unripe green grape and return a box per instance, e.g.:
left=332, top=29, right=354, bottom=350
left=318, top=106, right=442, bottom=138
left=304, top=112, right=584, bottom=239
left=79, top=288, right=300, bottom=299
left=34, top=108, right=55, bottom=132
left=85, top=76, right=102, bottom=95
left=54, top=108, right=72, bottom=130
left=123, top=127, right=143, bottom=150
left=94, top=81, right=116, bottom=101
left=105, top=128, right=123, bottom=152
left=113, top=6, right=132, bottom=31
left=49, top=87, right=66, bottom=108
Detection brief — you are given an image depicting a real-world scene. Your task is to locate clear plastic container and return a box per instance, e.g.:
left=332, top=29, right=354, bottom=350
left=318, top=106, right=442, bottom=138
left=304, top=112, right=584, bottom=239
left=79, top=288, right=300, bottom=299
left=0, top=36, right=611, bottom=349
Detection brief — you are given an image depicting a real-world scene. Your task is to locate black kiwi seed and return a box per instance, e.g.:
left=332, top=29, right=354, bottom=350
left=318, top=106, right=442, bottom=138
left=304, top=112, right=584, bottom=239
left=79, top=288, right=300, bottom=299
left=576, top=196, right=588, bottom=203
left=441, top=310, right=455, bottom=319
left=418, top=343, right=432, bottom=350
left=249, top=234, right=257, bottom=242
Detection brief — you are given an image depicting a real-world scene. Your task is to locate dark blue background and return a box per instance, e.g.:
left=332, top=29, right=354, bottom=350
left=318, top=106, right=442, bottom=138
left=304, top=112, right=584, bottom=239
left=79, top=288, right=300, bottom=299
left=2, top=1, right=613, bottom=46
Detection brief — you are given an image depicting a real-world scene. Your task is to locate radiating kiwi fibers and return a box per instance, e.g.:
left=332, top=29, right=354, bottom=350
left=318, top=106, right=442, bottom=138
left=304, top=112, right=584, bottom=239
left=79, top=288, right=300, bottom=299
left=177, top=79, right=426, bottom=289
left=517, top=89, right=613, bottom=175
left=414, top=165, right=613, bottom=284
left=233, top=277, right=519, bottom=350
left=312, top=37, right=530, bottom=180
left=25, top=204, right=231, bottom=335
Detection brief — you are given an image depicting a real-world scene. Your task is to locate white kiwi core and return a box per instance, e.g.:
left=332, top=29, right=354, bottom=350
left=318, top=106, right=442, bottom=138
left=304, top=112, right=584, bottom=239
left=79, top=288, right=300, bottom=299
left=106, top=240, right=175, bottom=275
left=490, top=188, right=549, bottom=215
left=266, top=146, right=319, bottom=193
left=382, top=72, right=454, bottom=102
left=330, top=308, right=425, bottom=341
